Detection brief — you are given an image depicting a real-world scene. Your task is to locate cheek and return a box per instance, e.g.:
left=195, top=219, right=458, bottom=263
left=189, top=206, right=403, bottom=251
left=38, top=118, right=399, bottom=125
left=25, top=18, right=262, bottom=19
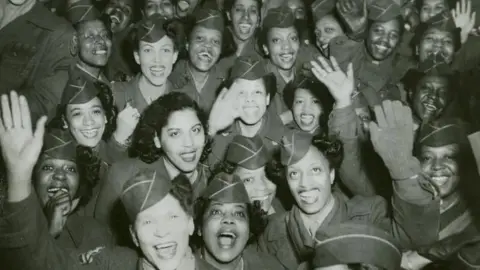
left=67, top=174, right=80, bottom=194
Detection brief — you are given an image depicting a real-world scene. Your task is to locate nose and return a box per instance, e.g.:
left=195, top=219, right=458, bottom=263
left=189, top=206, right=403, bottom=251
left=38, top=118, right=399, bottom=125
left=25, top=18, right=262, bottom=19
left=83, top=113, right=95, bottom=125
left=154, top=226, right=171, bottom=237
left=281, top=39, right=292, bottom=50
left=52, top=168, right=67, bottom=181
left=183, top=132, right=194, bottom=147
left=221, top=213, right=235, bottom=225
left=431, top=158, right=444, bottom=170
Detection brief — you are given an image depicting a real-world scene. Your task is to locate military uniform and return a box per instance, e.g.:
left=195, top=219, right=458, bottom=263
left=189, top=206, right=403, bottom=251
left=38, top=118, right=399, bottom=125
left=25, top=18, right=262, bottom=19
left=0, top=3, right=75, bottom=122
left=95, top=156, right=210, bottom=244
left=105, top=25, right=137, bottom=82
left=112, top=74, right=175, bottom=113
left=257, top=129, right=440, bottom=270
left=170, top=59, right=228, bottom=113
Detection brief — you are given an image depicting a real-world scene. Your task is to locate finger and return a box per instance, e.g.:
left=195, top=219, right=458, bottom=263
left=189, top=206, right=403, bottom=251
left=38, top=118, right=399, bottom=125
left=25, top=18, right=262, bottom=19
left=344, top=0, right=353, bottom=11
left=383, top=100, right=396, bottom=127
left=346, top=62, right=354, bottom=79
left=19, top=95, right=32, bottom=133
left=368, top=122, right=380, bottom=140
left=390, top=100, right=404, bottom=126
left=310, top=61, right=328, bottom=80
left=10, top=92, right=22, bottom=129
left=467, top=0, right=471, bottom=16
left=456, top=1, right=460, bottom=15
left=362, top=0, right=367, bottom=12
left=317, top=56, right=333, bottom=73
left=403, top=105, right=414, bottom=130
left=217, top=87, right=228, bottom=100
left=330, top=56, right=341, bottom=71
left=451, top=9, right=456, bottom=19
left=1, top=94, right=13, bottom=129
left=34, top=116, right=48, bottom=141
left=337, top=0, right=347, bottom=14
left=373, top=105, right=388, bottom=128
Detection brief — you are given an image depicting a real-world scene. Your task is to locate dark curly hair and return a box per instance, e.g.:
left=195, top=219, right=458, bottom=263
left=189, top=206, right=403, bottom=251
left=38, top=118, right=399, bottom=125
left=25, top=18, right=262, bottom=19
left=191, top=195, right=267, bottom=249
left=283, top=77, right=334, bottom=132
left=129, top=92, right=210, bottom=164
left=49, top=81, right=118, bottom=142
left=265, top=134, right=344, bottom=183
left=130, top=18, right=187, bottom=52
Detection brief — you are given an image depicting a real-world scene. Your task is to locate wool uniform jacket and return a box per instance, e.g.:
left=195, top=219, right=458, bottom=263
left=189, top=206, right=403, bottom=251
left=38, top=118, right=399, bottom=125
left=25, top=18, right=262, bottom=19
left=0, top=3, right=75, bottom=123
left=169, top=59, right=229, bottom=113
left=95, top=156, right=210, bottom=245
left=112, top=74, right=176, bottom=114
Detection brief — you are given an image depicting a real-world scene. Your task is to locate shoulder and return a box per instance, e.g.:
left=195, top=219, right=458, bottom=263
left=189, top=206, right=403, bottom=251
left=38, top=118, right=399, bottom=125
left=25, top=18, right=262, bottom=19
left=262, top=212, right=289, bottom=241
left=30, top=5, right=74, bottom=36
left=243, top=246, right=285, bottom=270
left=346, top=195, right=388, bottom=219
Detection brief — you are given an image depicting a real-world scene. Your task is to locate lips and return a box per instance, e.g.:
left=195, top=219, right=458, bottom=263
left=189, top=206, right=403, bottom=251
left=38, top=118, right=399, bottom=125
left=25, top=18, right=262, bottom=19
left=279, top=53, right=294, bottom=63
left=80, top=129, right=100, bottom=139
left=320, top=43, right=329, bottom=50
left=154, top=242, right=178, bottom=259
left=197, top=51, right=213, bottom=62
left=238, top=23, right=252, bottom=34
left=374, top=43, right=389, bottom=53
left=93, top=49, right=108, bottom=55
left=179, top=150, right=197, bottom=162
left=217, top=231, right=237, bottom=248
left=299, top=114, right=315, bottom=125
left=430, top=175, right=450, bottom=187
left=422, top=102, right=437, bottom=111
left=47, top=187, right=69, bottom=197
left=110, top=14, right=121, bottom=25
left=149, top=66, right=166, bottom=76
left=298, top=189, right=320, bottom=204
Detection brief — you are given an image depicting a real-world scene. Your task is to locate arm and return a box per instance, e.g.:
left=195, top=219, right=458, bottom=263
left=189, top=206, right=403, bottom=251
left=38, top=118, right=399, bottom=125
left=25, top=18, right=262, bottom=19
left=328, top=104, right=376, bottom=196
left=452, top=36, right=480, bottom=72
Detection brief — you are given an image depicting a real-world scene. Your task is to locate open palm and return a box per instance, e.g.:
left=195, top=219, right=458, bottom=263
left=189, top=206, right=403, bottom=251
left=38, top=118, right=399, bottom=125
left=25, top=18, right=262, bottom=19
left=451, top=0, right=476, bottom=44
left=0, top=92, right=47, bottom=177
left=310, top=56, right=355, bottom=103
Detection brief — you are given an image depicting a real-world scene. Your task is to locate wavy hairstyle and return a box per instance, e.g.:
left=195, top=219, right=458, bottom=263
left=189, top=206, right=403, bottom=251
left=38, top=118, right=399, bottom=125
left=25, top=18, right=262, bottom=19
left=130, top=18, right=187, bottom=52
left=266, top=133, right=344, bottom=182
left=129, top=92, right=210, bottom=164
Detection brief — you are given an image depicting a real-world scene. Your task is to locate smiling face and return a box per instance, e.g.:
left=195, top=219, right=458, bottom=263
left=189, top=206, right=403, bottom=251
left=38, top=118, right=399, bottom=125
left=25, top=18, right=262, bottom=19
left=135, top=36, right=178, bottom=86
left=34, top=156, right=79, bottom=208
left=315, top=15, right=344, bottom=54
left=159, top=108, right=206, bottom=174
left=234, top=166, right=276, bottom=212
left=65, top=97, right=106, bottom=148
left=175, top=0, right=199, bottom=18
left=292, top=88, right=322, bottom=133
left=412, top=75, right=450, bottom=121
left=104, top=0, right=133, bottom=33
left=417, top=27, right=455, bottom=64
left=236, top=78, right=270, bottom=126
left=286, top=146, right=335, bottom=215
left=144, top=0, right=174, bottom=19
left=132, top=194, right=194, bottom=270
left=229, top=0, right=260, bottom=41
left=264, top=26, right=300, bottom=71
left=420, top=144, right=460, bottom=198
left=202, top=201, right=250, bottom=264
left=420, top=0, right=447, bottom=23
left=76, top=20, right=113, bottom=67
left=366, top=19, right=401, bottom=61
left=188, top=26, right=222, bottom=72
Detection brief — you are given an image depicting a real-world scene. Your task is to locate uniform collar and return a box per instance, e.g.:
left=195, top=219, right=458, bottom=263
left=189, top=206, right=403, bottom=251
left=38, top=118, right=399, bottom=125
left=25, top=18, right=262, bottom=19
left=75, top=63, right=111, bottom=86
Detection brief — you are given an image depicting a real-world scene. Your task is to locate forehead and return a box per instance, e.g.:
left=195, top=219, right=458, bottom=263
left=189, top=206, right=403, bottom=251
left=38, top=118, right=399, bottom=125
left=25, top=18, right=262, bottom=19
left=235, top=166, right=265, bottom=175
left=191, top=26, right=222, bottom=38
left=136, top=194, right=185, bottom=219
left=37, top=156, right=77, bottom=166
left=208, top=201, right=247, bottom=211
left=286, top=0, right=304, bottom=8
left=418, top=75, right=449, bottom=86
left=421, top=143, right=459, bottom=154
left=235, top=78, right=266, bottom=90
left=165, top=108, right=201, bottom=128
left=370, top=19, right=400, bottom=31
left=110, top=0, right=134, bottom=5
left=423, top=27, right=453, bottom=38
left=268, top=26, right=298, bottom=36
left=422, top=0, right=446, bottom=6
left=294, top=88, right=315, bottom=98
left=139, top=35, right=174, bottom=47
left=79, top=20, right=108, bottom=32
left=67, top=97, right=102, bottom=110
left=289, top=146, right=329, bottom=168
left=316, top=15, right=341, bottom=27
left=234, top=0, right=258, bottom=8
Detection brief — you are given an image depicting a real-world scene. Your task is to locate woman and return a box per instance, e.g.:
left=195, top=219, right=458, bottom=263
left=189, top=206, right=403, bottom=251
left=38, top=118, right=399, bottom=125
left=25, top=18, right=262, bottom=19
left=222, top=0, right=262, bottom=64
left=283, top=75, right=333, bottom=135
left=95, top=92, right=211, bottom=245
left=122, top=171, right=216, bottom=270
left=221, top=134, right=285, bottom=214
left=258, top=126, right=440, bottom=269
left=259, top=5, right=302, bottom=123
left=112, top=14, right=184, bottom=115
left=193, top=172, right=284, bottom=269
left=313, top=13, right=345, bottom=57
left=205, top=55, right=284, bottom=167
left=169, top=8, right=233, bottom=113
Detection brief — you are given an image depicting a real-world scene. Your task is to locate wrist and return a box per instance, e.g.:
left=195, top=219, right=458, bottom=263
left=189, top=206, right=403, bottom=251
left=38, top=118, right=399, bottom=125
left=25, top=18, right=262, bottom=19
left=7, top=175, right=32, bottom=203
left=335, top=99, right=352, bottom=109
left=113, top=130, right=132, bottom=145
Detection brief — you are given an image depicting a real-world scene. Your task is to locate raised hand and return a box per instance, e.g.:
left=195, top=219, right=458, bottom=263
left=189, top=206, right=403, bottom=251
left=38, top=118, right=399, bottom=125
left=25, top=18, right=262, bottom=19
left=114, top=103, right=140, bottom=145
left=310, top=56, right=355, bottom=108
left=369, top=100, right=416, bottom=179
left=451, top=0, right=476, bottom=44
left=208, top=82, right=242, bottom=136
left=336, top=0, right=368, bottom=34
left=0, top=91, right=47, bottom=180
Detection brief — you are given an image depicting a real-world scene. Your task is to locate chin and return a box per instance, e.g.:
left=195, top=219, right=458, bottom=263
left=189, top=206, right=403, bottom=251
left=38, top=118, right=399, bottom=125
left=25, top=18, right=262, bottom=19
left=147, top=76, right=167, bottom=86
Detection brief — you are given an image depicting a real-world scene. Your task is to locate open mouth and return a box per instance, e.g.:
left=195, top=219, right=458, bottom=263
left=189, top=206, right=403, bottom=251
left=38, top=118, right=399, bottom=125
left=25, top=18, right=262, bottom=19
left=179, top=150, right=197, bottom=162
left=374, top=43, right=389, bottom=53
left=198, top=51, right=213, bottom=62
left=279, top=53, right=294, bottom=62
left=154, top=242, right=178, bottom=259
left=298, top=189, right=320, bottom=204
left=149, top=66, right=165, bottom=76
left=422, top=102, right=437, bottom=111
left=47, top=187, right=69, bottom=197
left=238, top=23, right=252, bottom=34
left=217, top=231, right=237, bottom=248
left=110, top=14, right=121, bottom=25
left=299, top=114, right=315, bottom=125
left=93, top=49, right=108, bottom=55
left=80, top=129, right=100, bottom=138
left=430, top=175, right=450, bottom=187
left=320, top=43, right=329, bottom=50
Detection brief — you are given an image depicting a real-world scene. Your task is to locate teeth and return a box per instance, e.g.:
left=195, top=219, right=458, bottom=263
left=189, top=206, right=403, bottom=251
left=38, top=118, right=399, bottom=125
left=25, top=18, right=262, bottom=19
left=154, top=242, right=175, bottom=250
left=423, top=103, right=436, bottom=111
left=198, top=52, right=212, bottom=60
left=375, top=44, right=388, bottom=51
left=280, top=54, right=293, bottom=62
left=150, top=66, right=165, bottom=72
left=252, top=195, right=269, bottom=201
left=431, top=176, right=449, bottom=184
left=94, top=50, right=107, bottom=55
left=47, top=187, right=68, bottom=194
left=300, top=114, right=314, bottom=125
left=321, top=44, right=329, bottom=50
left=110, top=15, right=120, bottom=24
left=81, top=129, right=99, bottom=138
left=298, top=189, right=319, bottom=204
left=154, top=242, right=177, bottom=259
left=238, top=23, right=252, bottom=33
left=220, top=232, right=236, bottom=238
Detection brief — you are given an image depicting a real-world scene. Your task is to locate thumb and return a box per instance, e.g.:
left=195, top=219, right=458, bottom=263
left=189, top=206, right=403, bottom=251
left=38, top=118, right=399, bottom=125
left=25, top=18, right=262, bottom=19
left=363, top=0, right=367, bottom=12
left=34, top=116, right=47, bottom=140
left=125, top=102, right=132, bottom=109
left=368, top=121, right=380, bottom=138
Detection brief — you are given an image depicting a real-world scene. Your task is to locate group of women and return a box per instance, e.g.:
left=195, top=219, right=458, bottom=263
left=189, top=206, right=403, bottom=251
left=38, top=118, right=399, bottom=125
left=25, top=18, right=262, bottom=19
left=2, top=0, right=480, bottom=269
